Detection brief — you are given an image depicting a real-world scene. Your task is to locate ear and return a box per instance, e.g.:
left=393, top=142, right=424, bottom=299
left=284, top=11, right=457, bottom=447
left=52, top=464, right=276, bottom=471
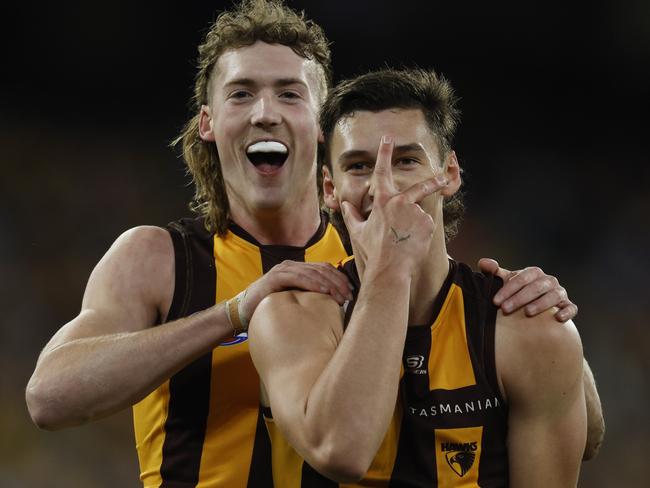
left=198, top=105, right=216, bottom=142
left=441, top=150, right=462, bottom=197
left=322, top=165, right=340, bottom=211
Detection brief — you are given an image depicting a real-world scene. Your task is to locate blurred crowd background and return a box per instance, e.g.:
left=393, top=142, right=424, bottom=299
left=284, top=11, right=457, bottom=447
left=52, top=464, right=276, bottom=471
left=2, top=1, right=648, bottom=486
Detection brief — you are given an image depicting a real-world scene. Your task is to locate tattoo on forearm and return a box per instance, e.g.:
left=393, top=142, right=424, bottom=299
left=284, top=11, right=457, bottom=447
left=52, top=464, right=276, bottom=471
left=391, top=226, right=411, bottom=243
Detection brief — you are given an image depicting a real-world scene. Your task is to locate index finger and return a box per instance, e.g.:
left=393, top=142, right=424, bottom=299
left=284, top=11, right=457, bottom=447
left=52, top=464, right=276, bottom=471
left=372, top=135, right=396, bottom=196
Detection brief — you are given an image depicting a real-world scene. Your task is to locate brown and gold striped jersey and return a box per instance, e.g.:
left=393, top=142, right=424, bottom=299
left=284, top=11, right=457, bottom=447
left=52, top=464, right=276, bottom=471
left=264, top=259, right=509, bottom=487
left=133, top=215, right=348, bottom=488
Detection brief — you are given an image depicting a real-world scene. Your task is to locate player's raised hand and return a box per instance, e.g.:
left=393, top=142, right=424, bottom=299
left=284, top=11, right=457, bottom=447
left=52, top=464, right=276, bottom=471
left=342, top=135, right=448, bottom=277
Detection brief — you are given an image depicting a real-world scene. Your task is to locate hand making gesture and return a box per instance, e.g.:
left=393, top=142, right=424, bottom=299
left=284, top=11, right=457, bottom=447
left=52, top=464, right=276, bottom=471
left=340, top=135, right=449, bottom=278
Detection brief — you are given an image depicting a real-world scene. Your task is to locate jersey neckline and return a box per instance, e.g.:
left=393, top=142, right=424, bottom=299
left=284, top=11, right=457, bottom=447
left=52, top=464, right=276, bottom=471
left=227, top=211, right=330, bottom=250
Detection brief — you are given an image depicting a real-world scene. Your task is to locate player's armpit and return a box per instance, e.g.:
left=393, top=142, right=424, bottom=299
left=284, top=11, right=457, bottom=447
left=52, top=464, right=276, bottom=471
left=496, top=309, right=586, bottom=488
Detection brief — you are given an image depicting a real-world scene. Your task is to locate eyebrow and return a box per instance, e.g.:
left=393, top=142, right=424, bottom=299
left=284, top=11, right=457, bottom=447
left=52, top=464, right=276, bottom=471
left=223, top=77, right=308, bottom=89
left=337, top=143, right=427, bottom=165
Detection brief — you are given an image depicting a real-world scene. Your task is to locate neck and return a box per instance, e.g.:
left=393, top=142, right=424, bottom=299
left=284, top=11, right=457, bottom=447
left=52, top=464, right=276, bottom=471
left=229, top=196, right=322, bottom=246
left=407, top=238, right=451, bottom=325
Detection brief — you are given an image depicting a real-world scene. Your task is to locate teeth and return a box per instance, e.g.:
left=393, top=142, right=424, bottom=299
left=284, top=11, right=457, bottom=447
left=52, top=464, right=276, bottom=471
left=247, top=141, right=288, bottom=154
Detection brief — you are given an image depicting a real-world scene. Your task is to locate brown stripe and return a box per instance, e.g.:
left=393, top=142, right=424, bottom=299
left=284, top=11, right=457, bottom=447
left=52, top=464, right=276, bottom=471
left=160, top=218, right=216, bottom=487
left=472, top=271, right=509, bottom=485
left=390, top=359, right=438, bottom=485
left=301, top=462, right=339, bottom=487
left=246, top=407, right=274, bottom=488
left=166, top=221, right=191, bottom=320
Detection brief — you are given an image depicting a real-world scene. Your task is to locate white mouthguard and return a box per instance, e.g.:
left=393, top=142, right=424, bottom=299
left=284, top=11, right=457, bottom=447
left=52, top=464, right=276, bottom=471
left=247, top=141, right=288, bottom=154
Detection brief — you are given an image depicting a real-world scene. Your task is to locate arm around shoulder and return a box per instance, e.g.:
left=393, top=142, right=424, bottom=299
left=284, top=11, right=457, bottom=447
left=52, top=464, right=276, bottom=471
left=496, top=309, right=586, bottom=488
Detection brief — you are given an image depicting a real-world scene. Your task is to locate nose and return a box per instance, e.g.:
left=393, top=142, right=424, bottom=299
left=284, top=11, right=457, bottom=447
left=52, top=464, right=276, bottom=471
left=367, top=176, right=376, bottom=201
left=368, top=162, right=387, bottom=200
left=251, top=92, right=282, bottom=128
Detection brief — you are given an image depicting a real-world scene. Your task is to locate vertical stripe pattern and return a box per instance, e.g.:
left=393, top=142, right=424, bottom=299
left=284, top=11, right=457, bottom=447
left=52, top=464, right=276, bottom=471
left=133, top=216, right=347, bottom=488
left=265, top=259, right=509, bottom=487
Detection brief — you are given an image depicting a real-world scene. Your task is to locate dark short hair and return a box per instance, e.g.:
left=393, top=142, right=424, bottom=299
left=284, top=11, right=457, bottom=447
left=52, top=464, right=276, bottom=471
left=320, top=68, right=465, bottom=241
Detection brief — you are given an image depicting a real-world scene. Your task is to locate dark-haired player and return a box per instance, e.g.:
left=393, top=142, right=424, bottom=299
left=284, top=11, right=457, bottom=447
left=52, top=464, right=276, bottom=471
left=250, top=68, right=603, bottom=486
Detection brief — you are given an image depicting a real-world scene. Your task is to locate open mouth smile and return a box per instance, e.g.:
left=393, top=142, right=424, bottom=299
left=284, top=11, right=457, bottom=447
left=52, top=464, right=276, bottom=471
left=246, top=141, right=289, bottom=174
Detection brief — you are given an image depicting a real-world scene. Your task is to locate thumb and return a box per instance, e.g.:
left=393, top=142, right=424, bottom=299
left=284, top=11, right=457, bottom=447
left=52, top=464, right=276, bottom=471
left=478, top=258, right=500, bottom=275
left=478, top=258, right=513, bottom=280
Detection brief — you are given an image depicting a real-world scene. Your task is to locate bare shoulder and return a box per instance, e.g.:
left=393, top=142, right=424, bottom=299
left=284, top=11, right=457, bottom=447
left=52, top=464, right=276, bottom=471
left=42, top=226, right=175, bottom=350
left=103, top=225, right=173, bottom=265
left=82, top=225, right=175, bottom=326
left=496, top=308, right=583, bottom=405
left=497, top=308, right=583, bottom=362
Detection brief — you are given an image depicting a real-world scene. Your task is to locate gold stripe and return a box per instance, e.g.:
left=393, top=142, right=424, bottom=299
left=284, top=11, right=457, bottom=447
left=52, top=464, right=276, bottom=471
left=133, top=379, right=170, bottom=487
left=435, top=426, right=483, bottom=487
left=304, top=223, right=347, bottom=265
left=197, top=231, right=264, bottom=487
left=428, top=284, right=476, bottom=391
left=265, top=416, right=304, bottom=488
left=341, top=399, right=403, bottom=487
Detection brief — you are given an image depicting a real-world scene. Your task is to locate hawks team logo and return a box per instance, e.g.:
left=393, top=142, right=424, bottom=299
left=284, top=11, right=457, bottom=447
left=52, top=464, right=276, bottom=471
left=441, top=442, right=477, bottom=477
left=445, top=451, right=476, bottom=477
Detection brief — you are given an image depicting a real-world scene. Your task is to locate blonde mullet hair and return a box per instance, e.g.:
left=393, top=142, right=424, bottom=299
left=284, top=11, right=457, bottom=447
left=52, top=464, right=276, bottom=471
left=172, top=0, right=331, bottom=235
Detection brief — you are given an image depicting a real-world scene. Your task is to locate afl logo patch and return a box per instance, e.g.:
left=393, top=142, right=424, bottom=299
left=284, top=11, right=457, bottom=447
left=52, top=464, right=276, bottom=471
left=220, top=332, right=248, bottom=346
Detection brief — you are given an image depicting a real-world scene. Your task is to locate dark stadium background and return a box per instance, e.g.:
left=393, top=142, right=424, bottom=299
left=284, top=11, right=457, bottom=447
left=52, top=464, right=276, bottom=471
left=2, top=1, right=648, bottom=486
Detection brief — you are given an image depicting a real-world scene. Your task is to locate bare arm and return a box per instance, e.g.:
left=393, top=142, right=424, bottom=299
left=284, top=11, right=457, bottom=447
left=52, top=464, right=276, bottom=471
left=25, top=226, right=351, bottom=430
left=249, top=266, right=410, bottom=482
left=25, top=226, right=232, bottom=429
left=496, top=309, right=586, bottom=487
left=479, top=259, right=604, bottom=460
